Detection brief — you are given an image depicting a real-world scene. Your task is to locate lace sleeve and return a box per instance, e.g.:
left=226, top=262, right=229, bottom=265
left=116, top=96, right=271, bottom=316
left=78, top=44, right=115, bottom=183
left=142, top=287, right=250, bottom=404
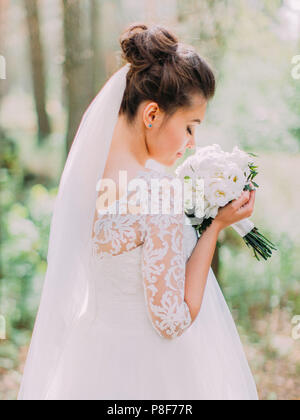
left=141, top=175, right=192, bottom=340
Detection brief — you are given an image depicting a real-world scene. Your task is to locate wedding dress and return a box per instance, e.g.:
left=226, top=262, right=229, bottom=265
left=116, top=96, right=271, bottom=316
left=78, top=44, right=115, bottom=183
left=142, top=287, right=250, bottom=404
left=43, top=167, right=259, bottom=400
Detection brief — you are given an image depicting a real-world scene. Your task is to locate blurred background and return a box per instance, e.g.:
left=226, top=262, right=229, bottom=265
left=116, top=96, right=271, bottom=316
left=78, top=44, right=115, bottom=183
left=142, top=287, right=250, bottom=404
left=0, top=0, right=300, bottom=400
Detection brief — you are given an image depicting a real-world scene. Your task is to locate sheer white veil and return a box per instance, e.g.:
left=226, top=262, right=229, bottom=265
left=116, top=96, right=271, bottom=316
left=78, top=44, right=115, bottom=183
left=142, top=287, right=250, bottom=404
left=18, top=63, right=131, bottom=400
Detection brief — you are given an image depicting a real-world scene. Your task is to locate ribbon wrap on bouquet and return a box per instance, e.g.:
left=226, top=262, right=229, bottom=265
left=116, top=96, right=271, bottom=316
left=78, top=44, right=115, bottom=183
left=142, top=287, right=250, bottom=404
left=231, top=218, right=255, bottom=237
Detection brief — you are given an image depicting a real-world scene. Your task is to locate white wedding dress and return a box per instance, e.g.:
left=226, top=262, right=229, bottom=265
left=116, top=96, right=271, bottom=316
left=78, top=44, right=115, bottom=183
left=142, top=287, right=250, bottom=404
left=44, top=168, right=258, bottom=400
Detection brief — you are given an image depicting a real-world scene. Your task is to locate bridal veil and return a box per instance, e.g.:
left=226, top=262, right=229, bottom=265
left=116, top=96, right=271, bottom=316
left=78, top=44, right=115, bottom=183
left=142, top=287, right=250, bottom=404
left=18, top=63, right=131, bottom=400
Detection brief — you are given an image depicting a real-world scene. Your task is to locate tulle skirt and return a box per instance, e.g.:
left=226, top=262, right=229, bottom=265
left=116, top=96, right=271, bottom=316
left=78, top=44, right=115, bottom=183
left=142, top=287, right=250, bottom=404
left=45, top=268, right=258, bottom=400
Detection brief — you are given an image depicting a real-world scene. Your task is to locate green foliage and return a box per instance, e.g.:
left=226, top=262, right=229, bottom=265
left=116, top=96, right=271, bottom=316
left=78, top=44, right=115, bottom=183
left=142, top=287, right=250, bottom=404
left=0, top=134, right=55, bottom=349
left=219, top=231, right=300, bottom=337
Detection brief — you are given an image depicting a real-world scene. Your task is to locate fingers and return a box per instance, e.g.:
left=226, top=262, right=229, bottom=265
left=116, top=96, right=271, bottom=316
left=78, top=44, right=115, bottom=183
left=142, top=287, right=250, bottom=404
left=249, top=181, right=256, bottom=191
left=237, top=189, right=256, bottom=217
left=232, top=191, right=250, bottom=210
left=243, top=189, right=256, bottom=211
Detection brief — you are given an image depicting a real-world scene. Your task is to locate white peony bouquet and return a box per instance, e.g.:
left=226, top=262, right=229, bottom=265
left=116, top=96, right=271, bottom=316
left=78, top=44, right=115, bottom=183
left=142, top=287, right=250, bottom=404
left=175, top=144, right=277, bottom=261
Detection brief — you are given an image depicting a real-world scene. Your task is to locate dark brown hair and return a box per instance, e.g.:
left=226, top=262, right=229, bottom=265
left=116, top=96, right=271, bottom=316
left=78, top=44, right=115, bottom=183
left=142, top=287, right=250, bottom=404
left=119, top=23, right=216, bottom=125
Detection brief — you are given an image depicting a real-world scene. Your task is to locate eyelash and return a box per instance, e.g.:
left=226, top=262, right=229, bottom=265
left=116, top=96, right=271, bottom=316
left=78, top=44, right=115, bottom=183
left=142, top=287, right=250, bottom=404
left=187, top=126, right=193, bottom=135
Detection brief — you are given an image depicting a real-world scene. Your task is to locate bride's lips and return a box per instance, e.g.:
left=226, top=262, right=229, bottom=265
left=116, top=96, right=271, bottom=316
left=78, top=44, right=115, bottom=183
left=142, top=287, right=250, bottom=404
left=177, top=151, right=183, bottom=157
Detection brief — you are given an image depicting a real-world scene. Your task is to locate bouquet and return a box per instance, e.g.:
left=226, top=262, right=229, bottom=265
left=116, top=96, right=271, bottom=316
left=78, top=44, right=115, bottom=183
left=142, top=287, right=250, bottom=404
left=175, top=144, right=277, bottom=261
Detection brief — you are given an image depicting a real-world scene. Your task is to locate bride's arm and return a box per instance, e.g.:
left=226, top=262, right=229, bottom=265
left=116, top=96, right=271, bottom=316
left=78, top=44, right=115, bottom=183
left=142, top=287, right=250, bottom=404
left=185, top=189, right=256, bottom=323
left=141, top=180, right=192, bottom=340
left=141, top=181, right=255, bottom=340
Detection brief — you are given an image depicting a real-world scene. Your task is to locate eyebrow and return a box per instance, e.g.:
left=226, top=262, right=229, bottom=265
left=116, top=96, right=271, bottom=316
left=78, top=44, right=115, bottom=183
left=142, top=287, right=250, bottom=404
left=190, top=119, right=202, bottom=124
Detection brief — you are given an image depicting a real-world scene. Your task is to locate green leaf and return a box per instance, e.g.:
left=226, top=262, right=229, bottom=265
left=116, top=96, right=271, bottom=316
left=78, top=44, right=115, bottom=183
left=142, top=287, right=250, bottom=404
left=247, top=152, right=259, bottom=158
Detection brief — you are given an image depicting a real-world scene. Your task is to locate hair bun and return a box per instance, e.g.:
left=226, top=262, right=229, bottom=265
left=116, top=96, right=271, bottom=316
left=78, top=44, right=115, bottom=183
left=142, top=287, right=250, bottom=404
left=120, top=23, right=179, bottom=70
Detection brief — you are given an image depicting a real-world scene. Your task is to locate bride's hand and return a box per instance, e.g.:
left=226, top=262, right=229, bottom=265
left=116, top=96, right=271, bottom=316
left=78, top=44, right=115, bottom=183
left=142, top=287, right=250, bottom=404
left=213, top=186, right=256, bottom=232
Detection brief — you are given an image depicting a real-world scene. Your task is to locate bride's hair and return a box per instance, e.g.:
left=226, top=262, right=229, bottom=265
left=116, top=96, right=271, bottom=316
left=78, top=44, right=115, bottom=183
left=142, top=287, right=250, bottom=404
left=119, top=23, right=216, bottom=125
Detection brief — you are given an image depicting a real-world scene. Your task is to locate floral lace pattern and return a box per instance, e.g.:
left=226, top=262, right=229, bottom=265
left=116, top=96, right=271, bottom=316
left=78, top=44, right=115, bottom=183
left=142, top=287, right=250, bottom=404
left=91, top=168, right=192, bottom=339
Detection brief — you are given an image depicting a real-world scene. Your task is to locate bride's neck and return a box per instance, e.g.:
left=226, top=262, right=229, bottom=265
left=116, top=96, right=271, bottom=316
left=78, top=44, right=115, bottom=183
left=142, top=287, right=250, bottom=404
left=104, top=114, right=149, bottom=176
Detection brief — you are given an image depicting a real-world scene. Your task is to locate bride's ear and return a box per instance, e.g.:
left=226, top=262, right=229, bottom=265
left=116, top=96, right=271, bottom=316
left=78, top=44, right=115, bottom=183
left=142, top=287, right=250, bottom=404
left=143, top=102, right=160, bottom=128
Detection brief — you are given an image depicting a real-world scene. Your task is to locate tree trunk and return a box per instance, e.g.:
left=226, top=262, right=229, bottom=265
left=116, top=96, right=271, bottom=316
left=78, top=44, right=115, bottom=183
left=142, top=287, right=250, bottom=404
left=62, top=0, right=94, bottom=154
left=23, top=0, right=51, bottom=142
left=90, top=0, right=105, bottom=93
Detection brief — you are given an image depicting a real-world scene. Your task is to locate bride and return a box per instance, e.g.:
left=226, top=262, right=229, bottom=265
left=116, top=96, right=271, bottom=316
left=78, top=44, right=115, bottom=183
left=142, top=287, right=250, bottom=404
left=18, top=23, right=258, bottom=400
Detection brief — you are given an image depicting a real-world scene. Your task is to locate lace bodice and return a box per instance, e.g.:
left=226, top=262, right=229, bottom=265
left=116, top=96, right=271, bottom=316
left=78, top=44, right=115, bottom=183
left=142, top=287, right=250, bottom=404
left=91, top=168, right=198, bottom=339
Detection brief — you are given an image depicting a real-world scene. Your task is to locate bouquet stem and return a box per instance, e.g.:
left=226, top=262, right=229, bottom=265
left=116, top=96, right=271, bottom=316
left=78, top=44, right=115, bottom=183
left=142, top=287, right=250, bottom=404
left=186, top=214, right=277, bottom=261
left=243, top=227, right=277, bottom=261
left=231, top=218, right=277, bottom=261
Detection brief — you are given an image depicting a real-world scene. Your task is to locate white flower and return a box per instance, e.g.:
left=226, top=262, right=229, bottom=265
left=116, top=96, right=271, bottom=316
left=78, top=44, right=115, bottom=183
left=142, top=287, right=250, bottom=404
left=175, top=164, right=193, bottom=180
left=195, top=205, right=205, bottom=219
left=175, top=143, right=254, bottom=222
left=206, top=205, right=219, bottom=219
left=230, top=146, right=251, bottom=172
left=205, top=179, right=230, bottom=207
left=226, top=164, right=246, bottom=199
left=195, top=144, right=223, bottom=158
left=183, top=177, right=194, bottom=210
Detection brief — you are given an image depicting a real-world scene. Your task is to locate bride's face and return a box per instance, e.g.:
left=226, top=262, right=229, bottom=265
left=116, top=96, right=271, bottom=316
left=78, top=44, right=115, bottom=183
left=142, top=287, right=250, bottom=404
left=144, top=94, right=207, bottom=166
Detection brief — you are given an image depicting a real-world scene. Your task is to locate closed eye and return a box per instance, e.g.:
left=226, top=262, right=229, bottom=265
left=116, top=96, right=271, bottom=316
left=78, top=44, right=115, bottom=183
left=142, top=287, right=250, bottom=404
left=187, top=126, right=193, bottom=135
